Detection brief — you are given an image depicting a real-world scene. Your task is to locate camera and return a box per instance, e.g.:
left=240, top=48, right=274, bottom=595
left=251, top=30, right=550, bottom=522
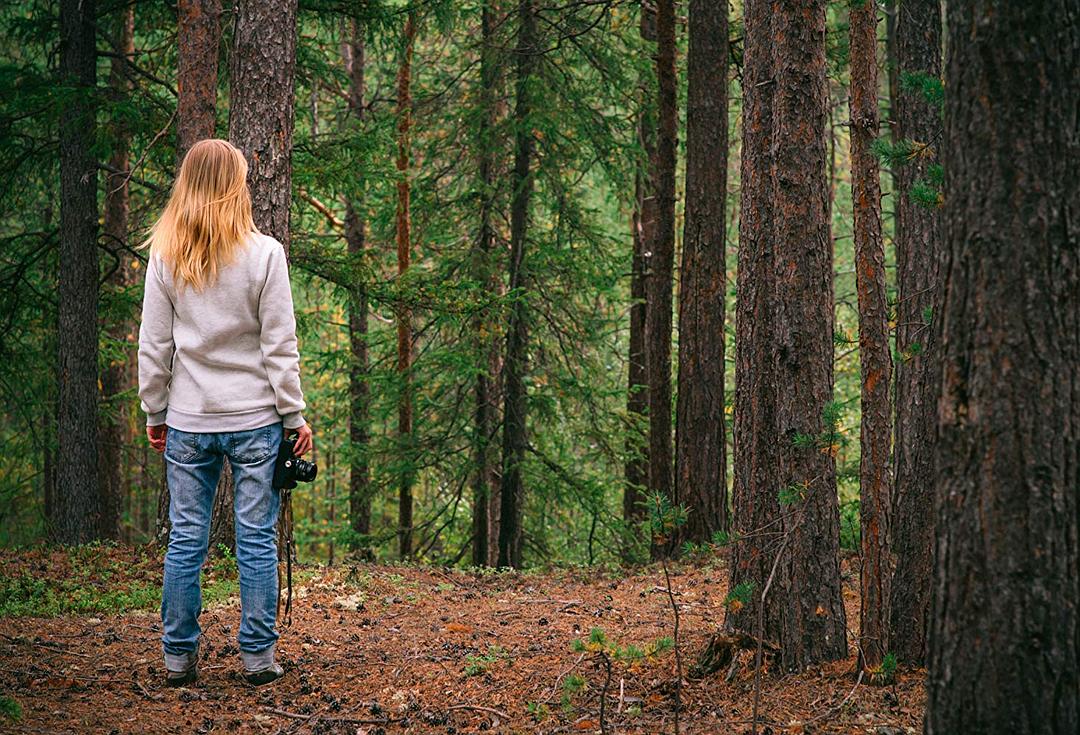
left=272, top=436, right=318, bottom=490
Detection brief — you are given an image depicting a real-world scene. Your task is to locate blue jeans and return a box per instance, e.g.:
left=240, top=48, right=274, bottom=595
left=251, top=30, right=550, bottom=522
left=162, top=423, right=283, bottom=672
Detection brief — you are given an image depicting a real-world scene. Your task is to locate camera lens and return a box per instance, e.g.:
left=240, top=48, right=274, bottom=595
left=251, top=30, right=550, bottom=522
left=293, top=458, right=318, bottom=482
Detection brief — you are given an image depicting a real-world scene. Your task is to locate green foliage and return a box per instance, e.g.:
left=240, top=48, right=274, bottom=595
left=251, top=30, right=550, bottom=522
left=900, top=70, right=945, bottom=109
left=0, top=695, right=20, bottom=722
left=869, top=652, right=899, bottom=684
left=872, top=137, right=914, bottom=168
left=724, top=581, right=755, bottom=612
left=910, top=180, right=943, bottom=209
left=464, top=645, right=505, bottom=676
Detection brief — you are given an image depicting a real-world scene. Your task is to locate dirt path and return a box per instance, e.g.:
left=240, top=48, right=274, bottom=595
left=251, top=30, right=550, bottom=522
left=0, top=559, right=923, bottom=733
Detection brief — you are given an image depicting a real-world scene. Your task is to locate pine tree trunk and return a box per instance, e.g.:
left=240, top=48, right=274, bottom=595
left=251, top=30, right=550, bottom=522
left=497, top=0, right=537, bottom=569
left=229, top=0, right=297, bottom=253
left=344, top=19, right=372, bottom=550
left=925, top=1, right=1079, bottom=731
left=623, top=2, right=656, bottom=550
left=395, top=13, right=417, bottom=560
left=772, top=0, right=847, bottom=671
left=675, top=0, right=728, bottom=544
left=727, top=0, right=780, bottom=642
left=55, top=0, right=100, bottom=545
left=850, top=0, right=891, bottom=670
left=98, top=6, right=136, bottom=542
left=645, top=0, right=677, bottom=547
left=472, top=1, right=500, bottom=567
left=176, top=0, right=220, bottom=164
left=888, top=0, right=941, bottom=667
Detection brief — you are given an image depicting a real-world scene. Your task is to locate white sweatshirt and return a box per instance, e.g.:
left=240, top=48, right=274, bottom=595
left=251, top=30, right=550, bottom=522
left=138, top=232, right=306, bottom=432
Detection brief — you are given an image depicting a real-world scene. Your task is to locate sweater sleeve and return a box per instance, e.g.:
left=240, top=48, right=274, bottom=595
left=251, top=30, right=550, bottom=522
left=137, top=255, right=175, bottom=426
left=259, top=244, right=307, bottom=429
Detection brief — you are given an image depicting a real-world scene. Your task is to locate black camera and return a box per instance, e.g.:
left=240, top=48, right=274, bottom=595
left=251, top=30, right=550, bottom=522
left=272, top=437, right=318, bottom=490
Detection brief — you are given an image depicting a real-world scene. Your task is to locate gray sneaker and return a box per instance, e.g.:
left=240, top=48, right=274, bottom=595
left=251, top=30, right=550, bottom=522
left=165, top=665, right=198, bottom=687
left=243, top=662, right=284, bottom=686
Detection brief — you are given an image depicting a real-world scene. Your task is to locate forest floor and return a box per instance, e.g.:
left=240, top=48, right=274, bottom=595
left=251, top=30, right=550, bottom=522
left=0, top=545, right=924, bottom=734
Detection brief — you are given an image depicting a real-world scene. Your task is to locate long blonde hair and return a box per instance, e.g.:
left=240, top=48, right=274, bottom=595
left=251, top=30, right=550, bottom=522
left=144, top=139, right=256, bottom=290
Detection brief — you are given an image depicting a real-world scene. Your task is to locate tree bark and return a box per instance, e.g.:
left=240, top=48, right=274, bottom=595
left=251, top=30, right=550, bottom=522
left=472, top=1, right=501, bottom=567
left=726, top=0, right=780, bottom=642
left=675, top=0, right=728, bottom=544
left=772, top=0, right=847, bottom=671
left=888, top=0, right=941, bottom=667
left=99, top=5, right=136, bottom=542
left=850, top=0, right=891, bottom=670
left=645, top=0, right=677, bottom=545
left=176, top=0, right=221, bottom=164
left=623, top=2, right=656, bottom=550
left=344, top=19, right=372, bottom=551
left=229, top=0, right=297, bottom=252
left=55, top=0, right=100, bottom=545
left=925, top=1, right=1079, bottom=731
left=395, top=13, right=417, bottom=559
left=497, top=0, right=537, bottom=569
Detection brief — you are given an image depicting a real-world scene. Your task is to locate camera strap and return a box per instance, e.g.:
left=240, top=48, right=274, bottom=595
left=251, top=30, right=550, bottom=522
left=276, top=486, right=295, bottom=628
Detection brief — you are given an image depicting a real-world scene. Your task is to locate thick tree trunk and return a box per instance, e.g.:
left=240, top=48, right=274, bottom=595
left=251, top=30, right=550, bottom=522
left=472, top=1, right=500, bottom=567
left=675, top=0, right=728, bottom=544
left=497, top=0, right=537, bottom=569
left=888, top=0, right=941, bottom=667
left=645, top=0, right=677, bottom=545
left=99, top=6, right=136, bottom=542
left=850, top=0, right=891, bottom=670
left=229, top=0, right=297, bottom=252
left=344, top=20, right=372, bottom=550
left=925, top=1, right=1079, bottom=731
left=772, top=0, right=847, bottom=671
left=176, top=0, right=220, bottom=164
left=727, top=0, right=780, bottom=641
left=395, top=13, right=417, bottom=559
left=623, top=3, right=656, bottom=548
left=55, top=0, right=100, bottom=545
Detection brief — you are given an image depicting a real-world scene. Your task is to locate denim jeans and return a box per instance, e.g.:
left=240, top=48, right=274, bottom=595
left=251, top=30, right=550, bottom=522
left=162, top=422, right=282, bottom=672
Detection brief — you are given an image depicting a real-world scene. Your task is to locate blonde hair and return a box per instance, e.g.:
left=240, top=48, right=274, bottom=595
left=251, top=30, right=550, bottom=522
left=144, top=139, right=256, bottom=290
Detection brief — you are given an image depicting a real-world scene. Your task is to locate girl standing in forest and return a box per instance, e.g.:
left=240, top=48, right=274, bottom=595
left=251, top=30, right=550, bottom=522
left=138, top=139, right=313, bottom=687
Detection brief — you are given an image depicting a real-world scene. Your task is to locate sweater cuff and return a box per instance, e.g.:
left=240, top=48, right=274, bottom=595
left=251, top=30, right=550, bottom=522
left=282, top=411, right=306, bottom=430
left=146, top=410, right=168, bottom=427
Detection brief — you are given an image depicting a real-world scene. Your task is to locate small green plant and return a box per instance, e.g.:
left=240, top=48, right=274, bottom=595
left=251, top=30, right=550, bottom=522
left=900, top=70, right=944, bottom=109
left=778, top=483, right=809, bottom=506
left=869, top=651, right=899, bottom=685
left=725, top=581, right=755, bottom=614
left=526, top=701, right=549, bottom=722
left=0, top=695, right=21, bottom=722
left=463, top=645, right=504, bottom=677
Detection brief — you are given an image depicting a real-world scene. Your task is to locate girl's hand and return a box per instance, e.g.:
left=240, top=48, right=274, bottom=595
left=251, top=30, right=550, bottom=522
left=290, top=423, right=313, bottom=456
left=147, top=425, right=167, bottom=453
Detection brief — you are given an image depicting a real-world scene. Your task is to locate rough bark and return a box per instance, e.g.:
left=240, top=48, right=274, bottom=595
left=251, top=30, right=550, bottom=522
left=497, top=0, right=537, bottom=569
left=645, top=0, right=677, bottom=540
left=727, top=0, right=780, bottom=642
left=888, top=0, right=941, bottom=666
left=344, top=20, right=372, bottom=549
left=395, top=13, right=417, bottom=559
left=850, top=0, right=891, bottom=670
left=472, top=1, right=501, bottom=567
left=675, top=0, right=728, bottom=544
left=176, top=0, right=220, bottom=164
left=623, top=2, right=656, bottom=545
left=772, top=0, right=847, bottom=671
left=99, top=5, right=136, bottom=542
left=55, top=0, right=100, bottom=545
left=229, top=0, right=297, bottom=252
left=925, top=1, right=1079, bottom=731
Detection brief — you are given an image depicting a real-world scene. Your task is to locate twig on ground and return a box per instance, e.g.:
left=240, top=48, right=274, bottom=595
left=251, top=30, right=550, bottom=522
left=446, top=703, right=510, bottom=720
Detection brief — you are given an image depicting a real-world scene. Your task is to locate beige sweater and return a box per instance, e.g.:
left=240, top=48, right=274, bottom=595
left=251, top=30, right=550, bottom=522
left=138, top=233, right=306, bottom=432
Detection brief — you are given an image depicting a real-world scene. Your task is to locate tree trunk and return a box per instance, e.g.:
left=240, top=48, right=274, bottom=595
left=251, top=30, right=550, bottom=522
left=888, top=0, right=942, bottom=667
left=623, top=2, right=656, bottom=551
left=229, top=0, right=297, bottom=253
left=675, top=0, right=728, bottom=544
left=176, top=0, right=221, bottom=164
left=98, top=5, right=136, bottom=542
left=344, top=19, right=372, bottom=551
left=850, top=0, right=891, bottom=671
left=472, top=1, right=501, bottom=567
left=645, top=0, right=677, bottom=547
left=727, top=0, right=780, bottom=642
left=55, top=0, right=100, bottom=545
left=925, top=1, right=1079, bottom=731
left=772, top=0, right=847, bottom=671
left=497, top=0, right=537, bottom=569
left=395, top=13, right=417, bottom=559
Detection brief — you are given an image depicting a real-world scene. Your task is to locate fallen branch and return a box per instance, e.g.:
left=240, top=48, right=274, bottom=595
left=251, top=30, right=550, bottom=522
left=446, top=703, right=510, bottom=720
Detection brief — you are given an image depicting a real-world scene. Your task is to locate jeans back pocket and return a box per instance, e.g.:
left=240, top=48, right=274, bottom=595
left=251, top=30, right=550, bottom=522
left=165, top=429, right=203, bottom=464
left=230, top=424, right=279, bottom=464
